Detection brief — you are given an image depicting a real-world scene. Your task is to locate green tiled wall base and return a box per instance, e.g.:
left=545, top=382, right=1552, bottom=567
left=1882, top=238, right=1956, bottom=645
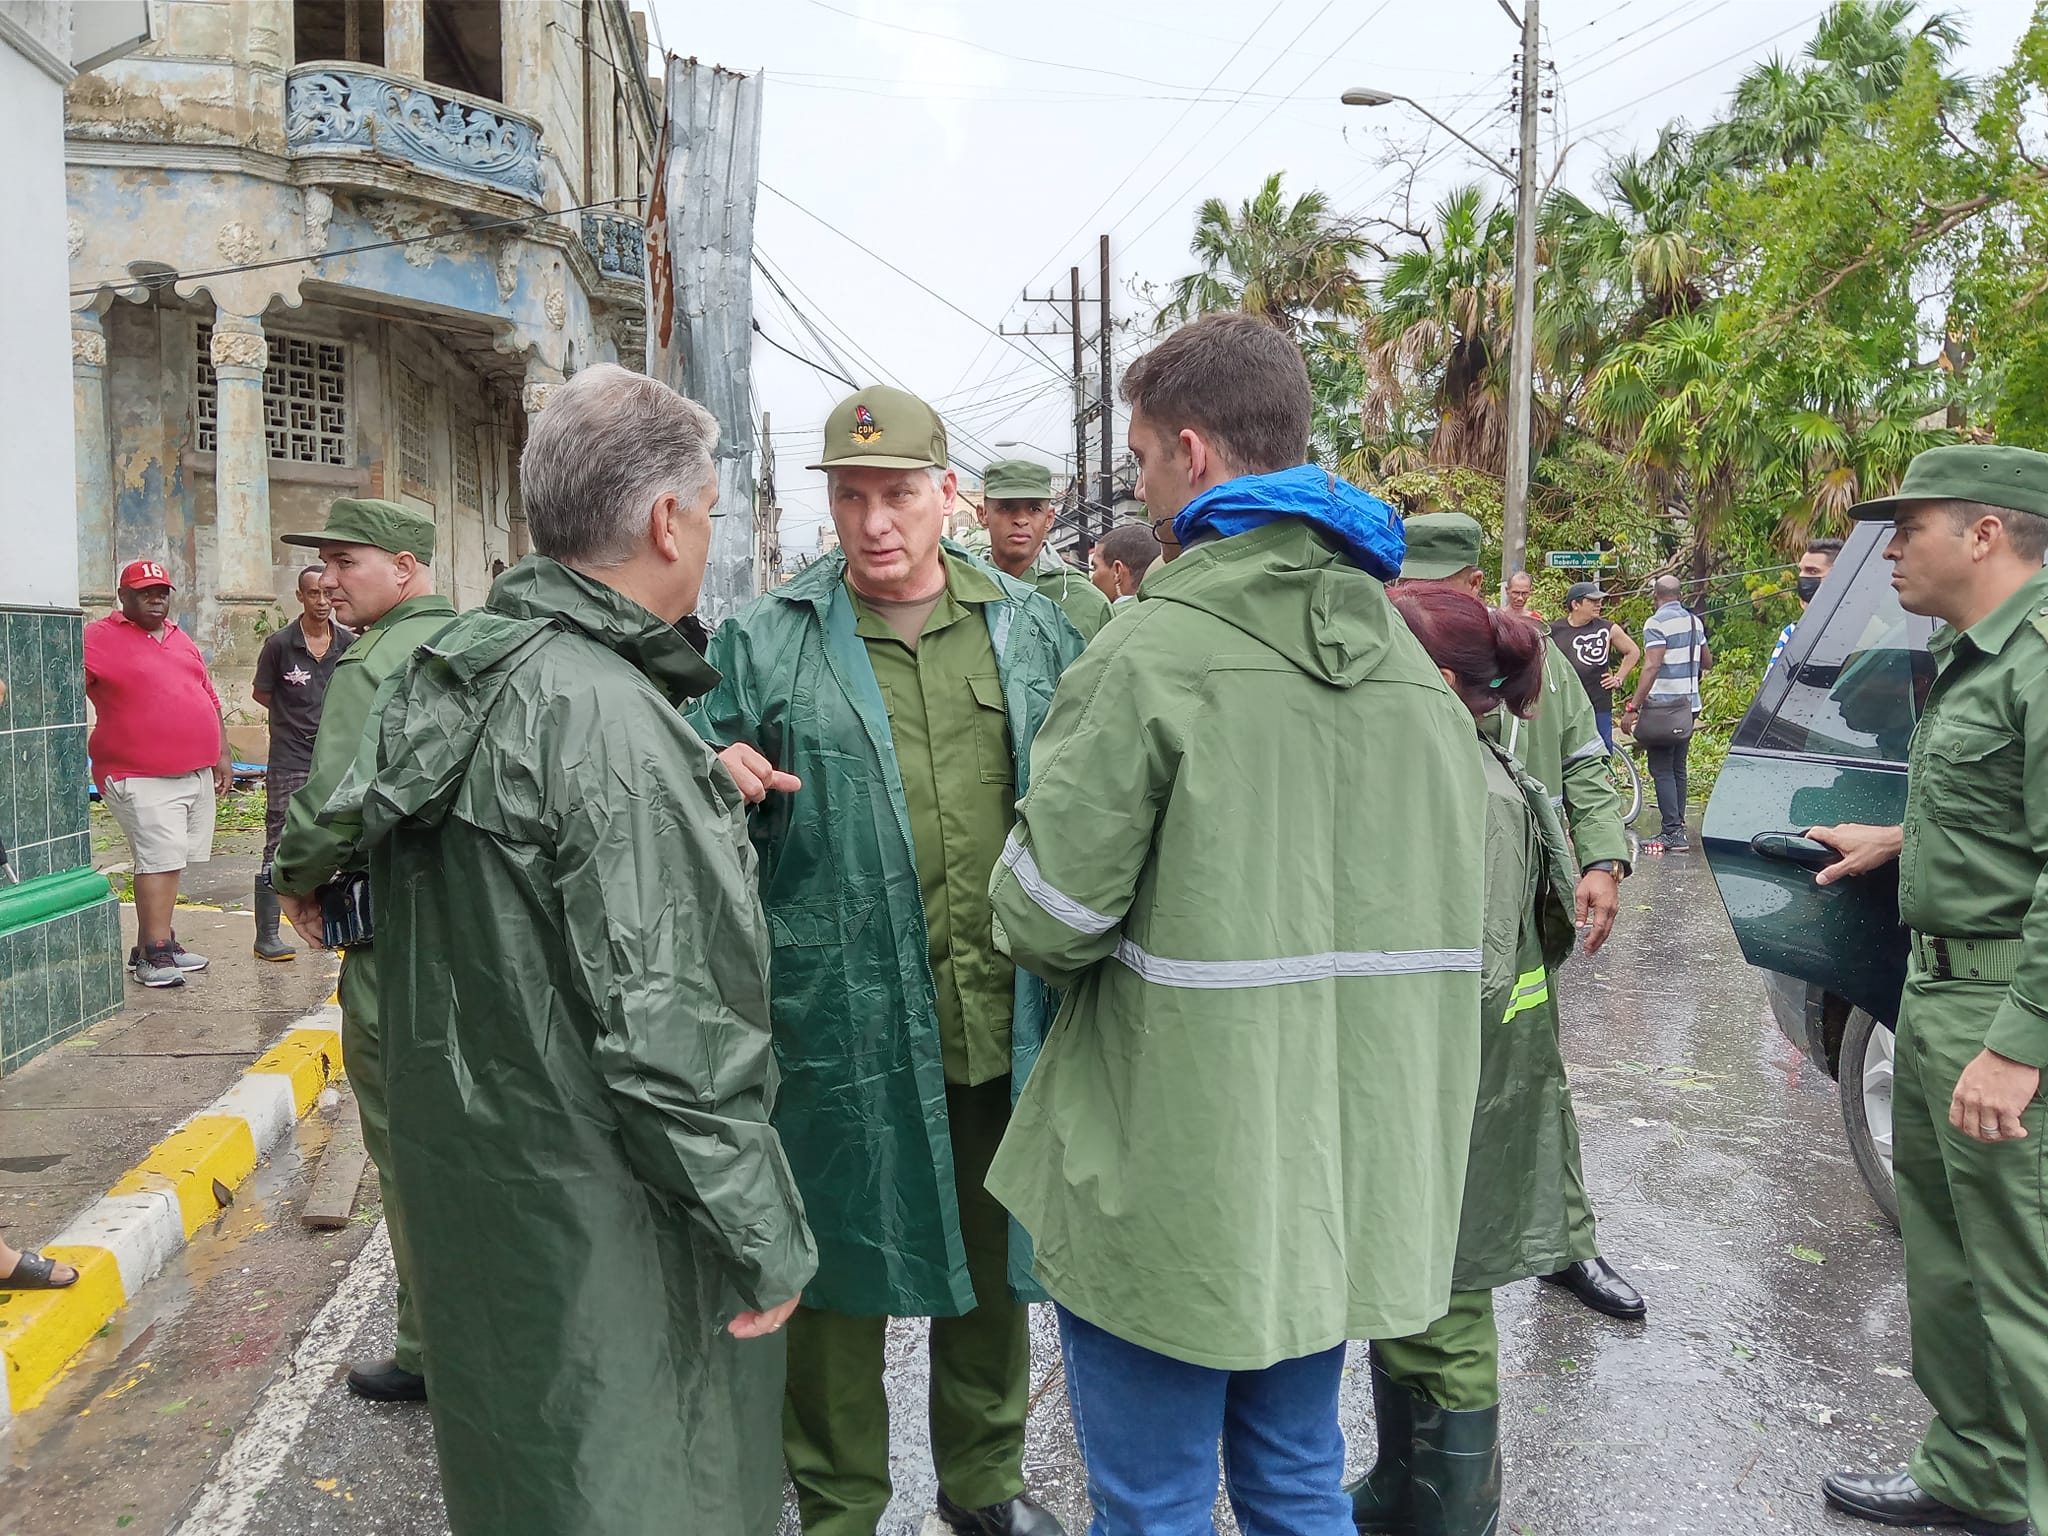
left=2, top=606, right=117, bottom=1075
left=2, top=606, right=91, bottom=883
left=1, top=897, right=124, bottom=1073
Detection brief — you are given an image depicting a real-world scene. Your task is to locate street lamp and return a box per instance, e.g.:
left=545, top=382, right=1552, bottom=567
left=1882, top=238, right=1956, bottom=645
left=1343, top=2, right=1541, bottom=593
left=1339, top=89, right=1517, bottom=182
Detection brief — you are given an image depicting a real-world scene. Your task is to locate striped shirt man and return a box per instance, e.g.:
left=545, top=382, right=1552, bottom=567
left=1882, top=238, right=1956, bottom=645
left=1643, top=601, right=1706, bottom=711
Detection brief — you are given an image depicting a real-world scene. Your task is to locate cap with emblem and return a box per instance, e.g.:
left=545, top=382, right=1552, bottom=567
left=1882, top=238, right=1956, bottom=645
left=808, top=385, right=949, bottom=472
left=1399, top=512, right=1485, bottom=581
left=1849, top=444, right=2048, bottom=522
left=118, top=559, right=174, bottom=591
left=982, top=458, right=1055, bottom=502
left=281, top=498, right=437, bottom=564
left=1566, top=580, right=1607, bottom=604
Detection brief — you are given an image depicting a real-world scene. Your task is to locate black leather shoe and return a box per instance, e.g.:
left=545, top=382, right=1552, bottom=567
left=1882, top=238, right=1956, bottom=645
left=1540, top=1257, right=1647, bottom=1320
left=345, top=1356, right=428, bottom=1402
left=1821, top=1470, right=2028, bottom=1535
left=936, top=1490, right=1066, bottom=1536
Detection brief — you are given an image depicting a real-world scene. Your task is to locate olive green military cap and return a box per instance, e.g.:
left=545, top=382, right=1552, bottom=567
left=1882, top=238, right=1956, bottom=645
left=1849, top=444, right=2048, bottom=522
left=281, top=498, right=436, bottom=564
left=808, top=385, right=950, bottom=471
left=1399, top=512, right=1485, bottom=580
left=982, top=458, right=1055, bottom=501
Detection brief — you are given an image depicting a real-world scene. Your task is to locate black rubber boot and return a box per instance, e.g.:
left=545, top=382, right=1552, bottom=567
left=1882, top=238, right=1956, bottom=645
left=253, top=872, right=296, bottom=962
left=1410, top=1399, right=1501, bottom=1536
left=1348, top=1351, right=1419, bottom=1534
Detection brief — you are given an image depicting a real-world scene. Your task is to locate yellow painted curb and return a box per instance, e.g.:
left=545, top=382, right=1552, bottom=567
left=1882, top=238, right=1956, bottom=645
left=251, top=1027, right=343, bottom=1117
left=0, top=1248, right=125, bottom=1415
left=0, top=1008, right=345, bottom=1420
left=109, top=1115, right=261, bottom=1240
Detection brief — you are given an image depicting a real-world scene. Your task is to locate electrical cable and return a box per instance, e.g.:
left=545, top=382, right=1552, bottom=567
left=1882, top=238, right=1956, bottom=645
left=752, top=319, right=855, bottom=387
left=69, top=194, right=643, bottom=299
left=1572, top=6, right=1832, bottom=131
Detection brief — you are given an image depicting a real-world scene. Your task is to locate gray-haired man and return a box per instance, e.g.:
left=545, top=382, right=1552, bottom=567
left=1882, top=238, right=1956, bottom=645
left=353, top=363, right=816, bottom=1536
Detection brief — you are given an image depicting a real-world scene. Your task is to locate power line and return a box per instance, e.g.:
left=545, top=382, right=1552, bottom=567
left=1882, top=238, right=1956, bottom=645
left=758, top=181, right=1069, bottom=389
left=1559, top=0, right=1732, bottom=87
left=752, top=319, right=855, bottom=387
left=1572, top=5, right=1831, bottom=131
left=1123, top=0, right=1397, bottom=252
left=68, top=195, right=642, bottom=299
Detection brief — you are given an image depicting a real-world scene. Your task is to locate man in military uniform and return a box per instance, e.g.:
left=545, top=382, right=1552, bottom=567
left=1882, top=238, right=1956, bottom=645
left=977, top=458, right=1112, bottom=642
left=691, top=389, right=1079, bottom=1536
left=271, top=499, right=456, bottom=1404
left=1808, top=445, right=2048, bottom=1536
left=1397, top=513, right=1642, bottom=1320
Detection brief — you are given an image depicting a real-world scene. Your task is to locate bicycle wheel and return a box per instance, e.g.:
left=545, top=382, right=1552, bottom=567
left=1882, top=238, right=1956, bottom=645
left=1604, top=747, right=1643, bottom=826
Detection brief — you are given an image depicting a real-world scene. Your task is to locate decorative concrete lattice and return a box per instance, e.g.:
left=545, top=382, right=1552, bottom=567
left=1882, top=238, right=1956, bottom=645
left=396, top=363, right=434, bottom=496
left=453, top=424, right=482, bottom=513
left=195, top=324, right=349, bottom=466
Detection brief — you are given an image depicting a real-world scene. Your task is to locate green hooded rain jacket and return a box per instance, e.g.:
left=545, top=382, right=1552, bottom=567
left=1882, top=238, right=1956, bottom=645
left=983, top=519, right=1489, bottom=1370
left=1454, top=733, right=1584, bottom=1290
left=353, top=557, right=816, bottom=1536
left=688, top=544, right=1086, bottom=1316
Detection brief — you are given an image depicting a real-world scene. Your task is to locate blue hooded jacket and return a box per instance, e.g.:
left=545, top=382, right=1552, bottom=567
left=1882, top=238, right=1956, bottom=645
left=1171, top=464, right=1406, bottom=581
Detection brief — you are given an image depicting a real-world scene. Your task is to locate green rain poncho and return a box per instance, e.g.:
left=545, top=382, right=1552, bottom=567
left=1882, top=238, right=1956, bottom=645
left=688, top=544, right=1085, bottom=1316
left=353, top=557, right=816, bottom=1536
left=984, top=519, right=1490, bottom=1369
left=1453, top=734, right=1585, bottom=1289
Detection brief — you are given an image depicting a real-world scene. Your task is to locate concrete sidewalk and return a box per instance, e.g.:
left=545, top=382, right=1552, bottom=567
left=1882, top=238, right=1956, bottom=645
left=0, top=904, right=339, bottom=1261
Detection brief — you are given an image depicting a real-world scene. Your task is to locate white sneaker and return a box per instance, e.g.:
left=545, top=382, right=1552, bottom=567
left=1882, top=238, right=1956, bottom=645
left=169, top=935, right=209, bottom=971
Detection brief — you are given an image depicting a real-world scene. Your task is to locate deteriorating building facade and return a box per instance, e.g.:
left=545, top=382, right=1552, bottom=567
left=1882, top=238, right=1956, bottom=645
left=65, top=0, right=657, bottom=737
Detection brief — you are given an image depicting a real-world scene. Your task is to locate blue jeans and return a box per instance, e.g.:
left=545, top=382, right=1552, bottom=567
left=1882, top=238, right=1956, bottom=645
left=1593, top=709, right=1614, bottom=750
left=1055, top=1305, right=1352, bottom=1536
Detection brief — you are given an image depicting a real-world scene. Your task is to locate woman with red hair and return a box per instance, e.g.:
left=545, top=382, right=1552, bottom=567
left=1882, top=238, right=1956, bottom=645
left=1348, top=585, right=1584, bottom=1536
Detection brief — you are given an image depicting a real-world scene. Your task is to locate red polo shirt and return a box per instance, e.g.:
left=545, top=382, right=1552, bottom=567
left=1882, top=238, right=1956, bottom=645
left=85, top=613, right=224, bottom=787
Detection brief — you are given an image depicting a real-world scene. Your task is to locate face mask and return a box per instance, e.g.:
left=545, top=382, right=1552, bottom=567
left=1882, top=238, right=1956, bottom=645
left=1796, top=575, right=1824, bottom=602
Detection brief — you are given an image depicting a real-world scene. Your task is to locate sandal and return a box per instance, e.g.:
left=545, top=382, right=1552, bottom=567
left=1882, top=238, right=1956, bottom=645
left=2, top=1250, right=80, bottom=1289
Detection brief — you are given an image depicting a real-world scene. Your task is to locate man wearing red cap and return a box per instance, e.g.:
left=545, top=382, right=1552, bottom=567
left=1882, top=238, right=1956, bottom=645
left=85, top=560, right=236, bottom=988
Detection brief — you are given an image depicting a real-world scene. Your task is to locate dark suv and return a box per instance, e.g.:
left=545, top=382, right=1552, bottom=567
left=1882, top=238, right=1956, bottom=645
left=1702, top=520, right=1935, bottom=1228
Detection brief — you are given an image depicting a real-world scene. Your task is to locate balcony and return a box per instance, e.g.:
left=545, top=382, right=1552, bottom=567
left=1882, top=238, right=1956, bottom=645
left=285, top=63, right=544, bottom=204
left=581, top=212, right=646, bottom=281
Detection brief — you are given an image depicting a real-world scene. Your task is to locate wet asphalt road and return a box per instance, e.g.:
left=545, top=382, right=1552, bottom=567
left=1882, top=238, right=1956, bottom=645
left=3, top=846, right=1932, bottom=1536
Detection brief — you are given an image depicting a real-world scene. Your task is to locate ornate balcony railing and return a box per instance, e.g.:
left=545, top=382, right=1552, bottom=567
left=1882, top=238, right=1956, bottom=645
left=286, top=64, right=544, bottom=203
left=581, top=212, right=646, bottom=281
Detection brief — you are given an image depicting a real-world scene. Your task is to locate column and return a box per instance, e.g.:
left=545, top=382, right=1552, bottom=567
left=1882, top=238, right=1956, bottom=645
left=385, top=0, right=424, bottom=78
left=210, top=310, right=276, bottom=601
left=72, top=310, right=115, bottom=602
left=515, top=363, right=562, bottom=560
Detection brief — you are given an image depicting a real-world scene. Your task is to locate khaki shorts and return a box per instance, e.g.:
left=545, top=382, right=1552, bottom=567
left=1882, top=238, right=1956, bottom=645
left=102, top=770, right=215, bottom=875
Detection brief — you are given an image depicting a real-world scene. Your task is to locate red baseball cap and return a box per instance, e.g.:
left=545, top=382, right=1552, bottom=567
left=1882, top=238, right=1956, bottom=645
left=118, top=559, right=174, bottom=591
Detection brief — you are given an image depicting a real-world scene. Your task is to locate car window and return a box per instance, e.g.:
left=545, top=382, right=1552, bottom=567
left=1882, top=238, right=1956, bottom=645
left=1754, top=534, right=1935, bottom=764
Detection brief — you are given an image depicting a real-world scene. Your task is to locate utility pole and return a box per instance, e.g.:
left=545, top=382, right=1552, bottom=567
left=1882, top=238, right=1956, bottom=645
left=1502, top=0, right=1540, bottom=594
left=1098, top=233, right=1114, bottom=541
left=1070, top=266, right=1086, bottom=517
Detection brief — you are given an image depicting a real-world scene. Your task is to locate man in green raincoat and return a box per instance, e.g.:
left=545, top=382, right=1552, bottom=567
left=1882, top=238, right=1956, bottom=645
left=984, top=313, right=1488, bottom=1534
left=690, top=387, right=1082, bottom=1536
left=269, top=496, right=455, bottom=1403
left=1396, top=513, right=1643, bottom=1323
left=352, top=366, right=816, bottom=1536
left=977, top=458, right=1112, bottom=642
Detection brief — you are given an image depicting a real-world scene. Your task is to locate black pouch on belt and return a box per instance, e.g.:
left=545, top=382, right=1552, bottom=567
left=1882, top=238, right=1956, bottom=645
left=318, top=872, right=375, bottom=950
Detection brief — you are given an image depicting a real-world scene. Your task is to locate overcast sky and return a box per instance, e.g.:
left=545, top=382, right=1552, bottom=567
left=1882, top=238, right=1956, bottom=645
left=642, top=0, right=2036, bottom=554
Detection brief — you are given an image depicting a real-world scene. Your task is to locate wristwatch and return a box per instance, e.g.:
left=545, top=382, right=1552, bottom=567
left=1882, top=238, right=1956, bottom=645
left=1583, top=859, right=1624, bottom=876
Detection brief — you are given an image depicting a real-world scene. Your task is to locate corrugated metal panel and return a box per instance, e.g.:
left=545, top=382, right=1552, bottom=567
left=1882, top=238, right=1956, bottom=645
left=648, top=59, right=762, bottom=625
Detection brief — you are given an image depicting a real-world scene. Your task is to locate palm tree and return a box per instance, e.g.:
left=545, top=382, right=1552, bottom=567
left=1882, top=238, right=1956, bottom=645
left=1699, top=1, right=1965, bottom=171
left=1361, top=183, right=1524, bottom=472
left=1160, top=172, right=1369, bottom=335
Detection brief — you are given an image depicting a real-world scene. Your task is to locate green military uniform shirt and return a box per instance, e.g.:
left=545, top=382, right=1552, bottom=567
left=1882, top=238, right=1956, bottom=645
left=1026, top=564, right=1113, bottom=643
left=1898, top=564, right=2048, bottom=1069
left=851, top=552, right=1018, bottom=1085
left=272, top=593, right=459, bottom=895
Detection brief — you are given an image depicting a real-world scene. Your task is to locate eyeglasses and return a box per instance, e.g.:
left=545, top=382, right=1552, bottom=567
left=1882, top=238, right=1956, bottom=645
left=1149, top=514, right=1175, bottom=546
